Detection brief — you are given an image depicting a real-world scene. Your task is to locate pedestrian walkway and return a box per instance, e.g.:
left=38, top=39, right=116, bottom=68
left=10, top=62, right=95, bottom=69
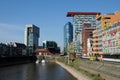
left=79, top=59, right=120, bottom=80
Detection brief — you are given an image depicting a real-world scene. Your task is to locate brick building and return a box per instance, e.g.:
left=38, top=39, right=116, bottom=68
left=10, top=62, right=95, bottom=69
left=82, top=23, right=95, bottom=55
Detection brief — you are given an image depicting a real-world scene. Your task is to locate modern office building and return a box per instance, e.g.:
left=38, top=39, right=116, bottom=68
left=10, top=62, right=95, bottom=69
left=42, top=40, right=60, bottom=54
left=64, top=22, right=73, bottom=53
left=24, top=24, right=40, bottom=54
left=67, top=12, right=100, bottom=54
left=43, top=40, right=57, bottom=49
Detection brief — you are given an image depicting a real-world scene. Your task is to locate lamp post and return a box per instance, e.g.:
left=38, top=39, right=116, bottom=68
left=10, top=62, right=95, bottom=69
left=67, top=43, right=70, bottom=64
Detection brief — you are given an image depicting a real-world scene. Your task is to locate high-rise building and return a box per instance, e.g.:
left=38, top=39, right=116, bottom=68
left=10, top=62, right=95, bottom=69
left=67, top=12, right=100, bottom=54
left=24, top=24, right=40, bottom=54
left=64, top=22, right=73, bottom=53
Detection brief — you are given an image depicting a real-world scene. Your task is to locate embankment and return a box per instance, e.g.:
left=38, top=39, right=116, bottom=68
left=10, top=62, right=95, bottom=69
left=56, top=61, right=91, bottom=80
left=0, top=56, right=37, bottom=67
left=56, top=57, right=120, bottom=80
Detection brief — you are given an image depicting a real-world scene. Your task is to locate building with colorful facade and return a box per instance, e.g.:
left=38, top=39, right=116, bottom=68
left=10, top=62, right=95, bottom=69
left=102, top=21, right=120, bottom=58
left=93, top=11, right=120, bottom=59
left=92, top=29, right=102, bottom=54
left=67, top=12, right=100, bottom=54
left=100, top=11, right=120, bottom=30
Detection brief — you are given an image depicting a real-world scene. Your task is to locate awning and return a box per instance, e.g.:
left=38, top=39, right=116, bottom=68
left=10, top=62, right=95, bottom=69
left=35, top=49, right=49, bottom=53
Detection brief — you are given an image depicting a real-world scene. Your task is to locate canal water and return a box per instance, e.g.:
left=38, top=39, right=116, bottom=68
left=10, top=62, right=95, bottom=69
left=0, top=62, right=77, bottom=80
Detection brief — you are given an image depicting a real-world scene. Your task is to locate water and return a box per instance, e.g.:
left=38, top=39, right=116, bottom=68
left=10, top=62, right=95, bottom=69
left=0, top=62, right=77, bottom=80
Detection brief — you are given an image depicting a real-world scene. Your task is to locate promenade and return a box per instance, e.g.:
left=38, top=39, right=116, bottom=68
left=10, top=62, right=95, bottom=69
left=56, top=58, right=120, bottom=80
left=79, top=59, right=120, bottom=80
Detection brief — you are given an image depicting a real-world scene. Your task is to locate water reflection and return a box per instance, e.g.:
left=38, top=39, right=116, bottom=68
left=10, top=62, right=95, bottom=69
left=0, top=62, right=77, bottom=80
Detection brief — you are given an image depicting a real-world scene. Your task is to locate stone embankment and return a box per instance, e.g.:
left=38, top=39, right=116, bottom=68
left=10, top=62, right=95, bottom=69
left=56, top=58, right=120, bottom=80
left=0, top=56, right=36, bottom=67
left=56, top=61, right=91, bottom=80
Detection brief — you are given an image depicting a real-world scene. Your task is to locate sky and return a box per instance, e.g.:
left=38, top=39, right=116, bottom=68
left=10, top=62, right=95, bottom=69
left=0, top=0, right=120, bottom=51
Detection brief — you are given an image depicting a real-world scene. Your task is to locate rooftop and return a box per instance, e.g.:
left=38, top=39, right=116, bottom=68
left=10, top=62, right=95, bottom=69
left=67, top=12, right=101, bottom=17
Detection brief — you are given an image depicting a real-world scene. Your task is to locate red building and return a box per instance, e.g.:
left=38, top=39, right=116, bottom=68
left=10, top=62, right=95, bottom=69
left=82, top=23, right=95, bottom=55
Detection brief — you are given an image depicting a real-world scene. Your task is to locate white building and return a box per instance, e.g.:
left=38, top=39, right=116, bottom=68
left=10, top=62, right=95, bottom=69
left=67, top=12, right=100, bottom=54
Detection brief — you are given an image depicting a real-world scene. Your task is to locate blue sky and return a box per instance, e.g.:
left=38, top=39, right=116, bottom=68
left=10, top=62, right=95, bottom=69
left=0, top=0, right=120, bottom=50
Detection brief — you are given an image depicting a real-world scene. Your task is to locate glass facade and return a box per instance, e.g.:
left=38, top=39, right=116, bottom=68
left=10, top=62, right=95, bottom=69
left=73, top=15, right=97, bottom=53
left=25, top=24, right=39, bottom=54
left=43, top=40, right=57, bottom=49
left=64, top=22, right=73, bottom=52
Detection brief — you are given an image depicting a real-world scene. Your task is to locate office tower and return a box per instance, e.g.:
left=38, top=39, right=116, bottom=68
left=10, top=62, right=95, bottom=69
left=64, top=22, right=73, bottom=53
left=25, top=24, right=40, bottom=54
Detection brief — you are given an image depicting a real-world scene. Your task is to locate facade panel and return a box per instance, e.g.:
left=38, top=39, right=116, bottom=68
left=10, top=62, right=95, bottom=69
left=72, top=13, right=100, bottom=54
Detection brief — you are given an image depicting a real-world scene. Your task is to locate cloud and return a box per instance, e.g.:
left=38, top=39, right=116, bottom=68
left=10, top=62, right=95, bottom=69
left=0, top=23, right=25, bottom=43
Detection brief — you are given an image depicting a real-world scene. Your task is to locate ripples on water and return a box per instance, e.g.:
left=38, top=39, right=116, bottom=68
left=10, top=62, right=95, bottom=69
left=0, top=62, right=77, bottom=80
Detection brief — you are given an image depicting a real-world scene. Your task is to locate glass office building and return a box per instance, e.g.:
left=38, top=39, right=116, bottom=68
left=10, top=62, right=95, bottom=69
left=42, top=40, right=57, bottom=49
left=64, top=22, right=73, bottom=52
left=25, top=24, right=40, bottom=54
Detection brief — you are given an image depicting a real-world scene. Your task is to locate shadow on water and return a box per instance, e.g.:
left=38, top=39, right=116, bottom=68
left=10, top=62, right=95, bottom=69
left=0, top=62, right=77, bottom=80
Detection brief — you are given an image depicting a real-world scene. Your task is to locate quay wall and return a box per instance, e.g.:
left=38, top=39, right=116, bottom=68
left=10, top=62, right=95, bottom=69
left=56, top=61, right=91, bottom=80
left=0, top=56, right=37, bottom=67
